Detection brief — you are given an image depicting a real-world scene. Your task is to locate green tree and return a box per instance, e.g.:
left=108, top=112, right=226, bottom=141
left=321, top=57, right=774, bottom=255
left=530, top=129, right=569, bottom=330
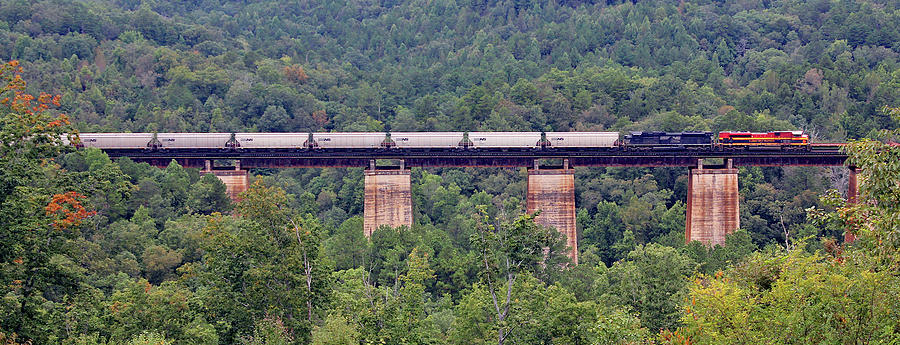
left=684, top=229, right=757, bottom=275
left=162, top=160, right=190, bottom=211
left=104, top=279, right=218, bottom=344
left=510, top=79, right=538, bottom=106
left=310, top=314, right=359, bottom=345
left=325, top=216, right=367, bottom=270
left=197, top=181, right=330, bottom=344
left=453, top=272, right=644, bottom=345
left=605, top=243, right=696, bottom=331
left=141, top=244, right=182, bottom=284
left=582, top=201, right=626, bottom=265
left=0, top=60, right=84, bottom=343
left=259, top=105, right=290, bottom=132
left=124, top=332, right=173, bottom=345
left=187, top=173, right=231, bottom=214
left=468, top=210, right=568, bottom=345
left=668, top=249, right=900, bottom=344
left=391, top=248, right=437, bottom=344
left=60, top=148, right=134, bottom=222
left=241, top=315, right=296, bottom=345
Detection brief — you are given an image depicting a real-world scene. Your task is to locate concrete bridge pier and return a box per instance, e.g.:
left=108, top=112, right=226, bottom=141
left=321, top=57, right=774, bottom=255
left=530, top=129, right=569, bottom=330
left=363, top=160, right=413, bottom=237
left=685, top=159, right=740, bottom=246
left=527, top=159, right=578, bottom=264
left=202, top=159, right=249, bottom=200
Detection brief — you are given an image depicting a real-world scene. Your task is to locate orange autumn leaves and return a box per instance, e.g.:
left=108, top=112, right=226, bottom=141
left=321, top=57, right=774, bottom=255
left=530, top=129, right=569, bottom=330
left=45, top=191, right=96, bottom=230
left=1, top=60, right=59, bottom=111
left=1, top=90, right=63, bottom=116
left=0, top=60, right=70, bottom=135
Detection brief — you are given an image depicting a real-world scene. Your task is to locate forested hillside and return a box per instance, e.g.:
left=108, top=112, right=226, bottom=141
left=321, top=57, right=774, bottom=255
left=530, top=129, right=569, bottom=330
left=1, top=0, right=900, bottom=344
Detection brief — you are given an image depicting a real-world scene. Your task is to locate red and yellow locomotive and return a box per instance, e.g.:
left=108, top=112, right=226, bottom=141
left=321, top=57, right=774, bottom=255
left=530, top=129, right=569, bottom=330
left=718, top=131, right=809, bottom=149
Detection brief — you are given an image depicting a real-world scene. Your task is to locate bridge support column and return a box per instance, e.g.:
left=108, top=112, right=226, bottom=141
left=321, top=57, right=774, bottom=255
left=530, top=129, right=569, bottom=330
left=527, top=162, right=578, bottom=264
left=364, top=165, right=413, bottom=238
left=204, top=173, right=249, bottom=201
left=686, top=160, right=739, bottom=246
left=202, top=160, right=249, bottom=201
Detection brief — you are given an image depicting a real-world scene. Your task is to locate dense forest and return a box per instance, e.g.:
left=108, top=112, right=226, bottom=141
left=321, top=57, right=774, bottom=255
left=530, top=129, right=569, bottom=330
left=1, top=0, right=900, bottom=344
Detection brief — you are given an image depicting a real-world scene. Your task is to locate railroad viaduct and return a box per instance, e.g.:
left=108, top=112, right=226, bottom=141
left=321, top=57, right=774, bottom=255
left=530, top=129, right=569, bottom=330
left=99, top=146, right=853, bottom=265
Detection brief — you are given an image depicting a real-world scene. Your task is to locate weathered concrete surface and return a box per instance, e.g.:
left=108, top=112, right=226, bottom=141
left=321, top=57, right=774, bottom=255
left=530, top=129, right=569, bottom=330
left=205, top=169, right=249, bottom=200
left=527, top=168, right=578, bottom=264
left=364, top=169, right=413, bottom=237
left=686, top=168, right=740, bottom=246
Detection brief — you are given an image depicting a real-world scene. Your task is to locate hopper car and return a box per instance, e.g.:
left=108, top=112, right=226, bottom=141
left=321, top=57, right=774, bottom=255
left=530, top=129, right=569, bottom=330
left=545, top=132, right=619, bottom=149
left=235, top=133, right=306, bottom=149
left=312, top=132, right=389, bottom=149
left=79, top=133, right=157, bottom=149
left=467, top=132, right=544, bottom=149
left=155, top=132, right=234, bottom=149
left=386, top=132, right=467, bottom=149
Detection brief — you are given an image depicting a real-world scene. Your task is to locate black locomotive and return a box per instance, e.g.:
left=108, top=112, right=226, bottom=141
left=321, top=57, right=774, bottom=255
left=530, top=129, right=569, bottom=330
left=623, top=132, right=715, bottom=150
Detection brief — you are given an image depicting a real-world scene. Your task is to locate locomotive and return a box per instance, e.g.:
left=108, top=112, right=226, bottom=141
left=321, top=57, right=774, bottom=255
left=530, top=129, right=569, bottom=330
left=622, top=131, right=810, bottom=150
left=74, top=131, right=811, bottom=151
left=622, top=131, right=716, bottom=150
left=717, top=131, right=810, bottom=147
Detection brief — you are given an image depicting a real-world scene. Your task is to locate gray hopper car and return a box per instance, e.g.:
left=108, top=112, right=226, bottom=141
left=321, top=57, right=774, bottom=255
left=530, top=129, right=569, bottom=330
left=389, top=132, right=466, bottom=148
left=235, top=133, right=306, bottom=148
left=313, top=133, right=387, bottom=149
left=76, top=131, right=625, bottom=150
left=79, top=133, right=156, bottom=149
left=468, top=132, right=543, bottom=148
left=156, top=133, right=233, bottom=149
left=545, top=132, right=619, bottom=148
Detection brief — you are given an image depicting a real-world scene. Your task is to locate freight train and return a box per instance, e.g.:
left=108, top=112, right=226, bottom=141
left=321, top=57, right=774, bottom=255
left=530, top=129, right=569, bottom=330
left=73, top=131, right=811, bottom=151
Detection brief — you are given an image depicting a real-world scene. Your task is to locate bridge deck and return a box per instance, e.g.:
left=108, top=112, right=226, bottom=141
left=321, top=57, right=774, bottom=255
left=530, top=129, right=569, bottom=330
left=98, top=146, right=849, bottom=169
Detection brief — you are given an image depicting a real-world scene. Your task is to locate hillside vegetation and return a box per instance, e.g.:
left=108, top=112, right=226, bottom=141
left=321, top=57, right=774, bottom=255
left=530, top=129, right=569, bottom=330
left=1, top=0, right=899, bottom=344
